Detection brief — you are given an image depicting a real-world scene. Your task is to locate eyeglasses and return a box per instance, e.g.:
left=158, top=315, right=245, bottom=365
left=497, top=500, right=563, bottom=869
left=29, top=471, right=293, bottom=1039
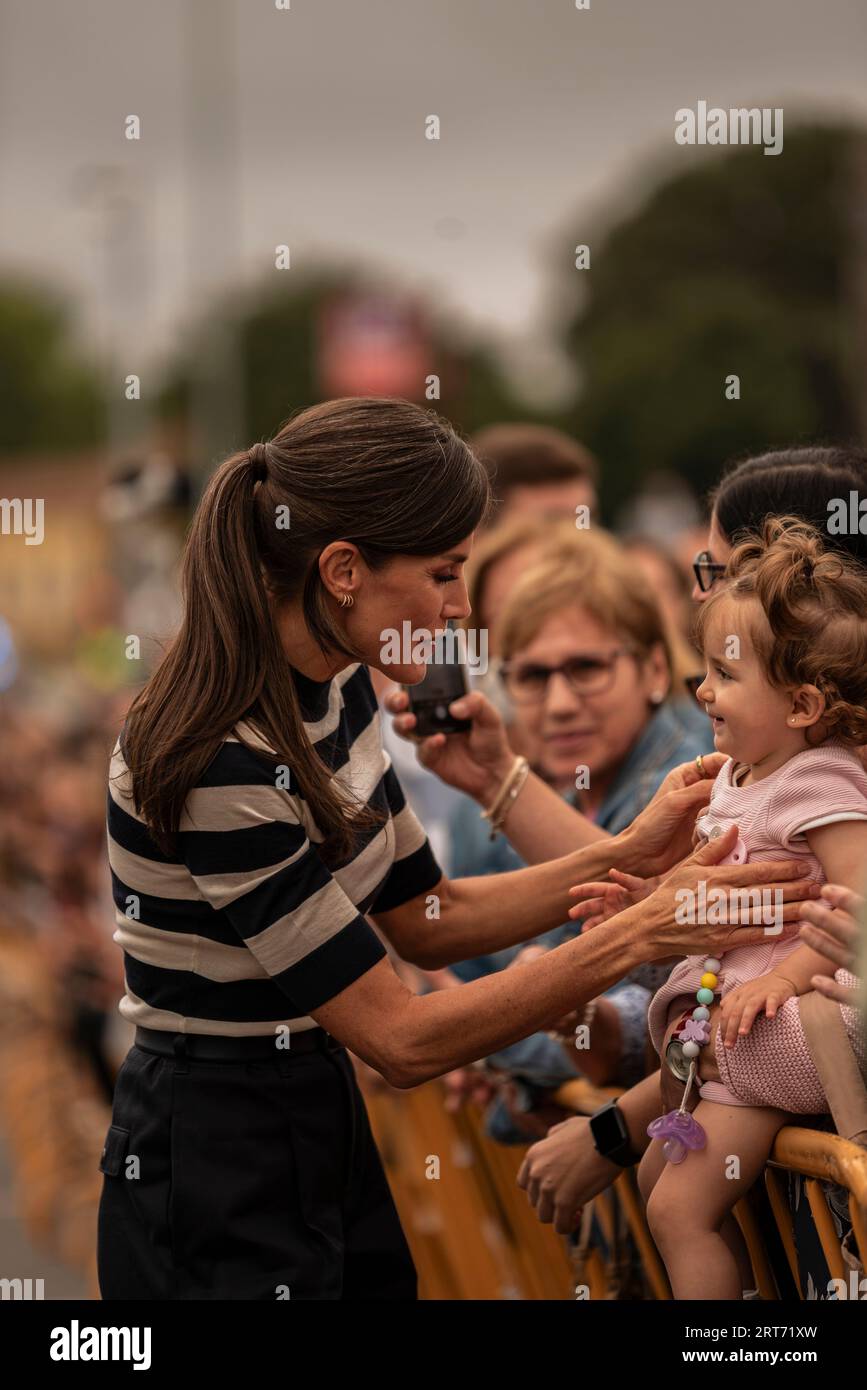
left=498, top=649, right=633, bottom=703
left=692, top=550, right=727, bottom=593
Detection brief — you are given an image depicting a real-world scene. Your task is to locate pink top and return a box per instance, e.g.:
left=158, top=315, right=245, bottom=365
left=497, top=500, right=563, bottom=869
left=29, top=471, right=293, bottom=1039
left=647, top=740, right=867, bottom=1059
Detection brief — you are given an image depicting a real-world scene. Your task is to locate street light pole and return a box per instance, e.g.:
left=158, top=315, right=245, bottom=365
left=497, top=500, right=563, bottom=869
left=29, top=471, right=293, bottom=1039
left=183, top=0, right=245, bottom=494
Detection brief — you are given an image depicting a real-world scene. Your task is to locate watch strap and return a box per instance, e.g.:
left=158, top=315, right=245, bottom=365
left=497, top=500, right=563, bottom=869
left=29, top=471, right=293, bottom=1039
left=589, top=1099, right=641, bottom=1168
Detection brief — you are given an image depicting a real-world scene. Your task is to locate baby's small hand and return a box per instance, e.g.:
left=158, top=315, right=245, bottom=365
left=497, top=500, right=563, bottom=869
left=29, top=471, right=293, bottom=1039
left=567, top=868, right=654, bottom=928
left=719, top=972, right=797, bottom=1047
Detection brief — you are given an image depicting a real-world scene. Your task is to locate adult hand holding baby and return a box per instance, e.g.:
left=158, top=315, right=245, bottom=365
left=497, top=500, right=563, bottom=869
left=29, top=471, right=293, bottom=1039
left=633, top=823, right=821, bottom=960
left=611, top=753, right=728, bottom=876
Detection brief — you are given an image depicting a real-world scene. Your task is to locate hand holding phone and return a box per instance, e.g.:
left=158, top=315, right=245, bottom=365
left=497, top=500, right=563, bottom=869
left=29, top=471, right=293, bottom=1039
left=403, top=628, right=471, bottom=737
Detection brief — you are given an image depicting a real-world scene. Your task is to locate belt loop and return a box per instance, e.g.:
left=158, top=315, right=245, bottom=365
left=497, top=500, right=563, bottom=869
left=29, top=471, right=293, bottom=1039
left=172, top=1034, right=189, bottom=1074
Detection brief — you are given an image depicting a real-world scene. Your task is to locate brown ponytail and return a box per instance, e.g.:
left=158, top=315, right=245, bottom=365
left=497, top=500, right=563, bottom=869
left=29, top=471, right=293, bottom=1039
left=120, top=397, right=491, bottom=861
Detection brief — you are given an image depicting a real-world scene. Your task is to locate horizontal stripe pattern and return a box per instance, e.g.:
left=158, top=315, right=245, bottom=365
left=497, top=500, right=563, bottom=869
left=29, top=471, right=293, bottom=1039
left=107, top=662, right=443, bottom=1035
left=118, top=985, right=319, bottom=1037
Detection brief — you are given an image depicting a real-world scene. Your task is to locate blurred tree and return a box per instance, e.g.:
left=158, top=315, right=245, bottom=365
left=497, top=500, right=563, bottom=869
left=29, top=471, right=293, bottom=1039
left=157, top=268, right=529, bottom=470
left=555, top=124, right=863, bottom=517
left=0, top=281, right=104, bottom=451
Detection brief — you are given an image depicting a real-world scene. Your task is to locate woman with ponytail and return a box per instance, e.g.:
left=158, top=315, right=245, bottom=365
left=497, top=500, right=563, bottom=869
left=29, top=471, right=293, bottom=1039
left=98, top=398, right=814, bottom=1300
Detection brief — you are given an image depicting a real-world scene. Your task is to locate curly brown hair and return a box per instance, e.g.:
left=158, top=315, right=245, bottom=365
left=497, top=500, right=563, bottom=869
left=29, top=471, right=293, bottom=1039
left=694, top=515, right=867, bottom=747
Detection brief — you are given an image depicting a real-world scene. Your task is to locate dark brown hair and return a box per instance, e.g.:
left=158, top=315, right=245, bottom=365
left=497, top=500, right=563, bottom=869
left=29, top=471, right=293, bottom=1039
left=121, top=397, right=492, bottom=861
left=695, top=516, right=867, bottom=746
left=469, top=423, right=598, bottom=514
left=711, top=444, right=867, bottom=567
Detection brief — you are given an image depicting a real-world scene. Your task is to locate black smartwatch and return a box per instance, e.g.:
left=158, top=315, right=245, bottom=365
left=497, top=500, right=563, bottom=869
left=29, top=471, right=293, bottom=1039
left=589, top=1098, right=641, bottom=1168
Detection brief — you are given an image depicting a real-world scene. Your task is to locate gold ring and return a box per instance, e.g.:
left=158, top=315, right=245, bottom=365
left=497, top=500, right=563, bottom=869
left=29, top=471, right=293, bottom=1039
left=695, top=754, right=705, bottom=776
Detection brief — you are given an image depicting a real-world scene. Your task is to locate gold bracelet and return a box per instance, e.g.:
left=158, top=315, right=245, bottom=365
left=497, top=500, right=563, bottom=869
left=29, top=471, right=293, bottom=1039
left=480, top=756, right=522, bottom=824
left=482, top=756, right=527, bottom=829
left=480, top=756, right=530, bottom=840
left=489, top=761, right=530, bottom=838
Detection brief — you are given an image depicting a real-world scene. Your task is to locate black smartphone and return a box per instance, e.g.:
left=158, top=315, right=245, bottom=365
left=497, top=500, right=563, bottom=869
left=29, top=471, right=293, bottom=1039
left=404, top=626, right=471, bottom=737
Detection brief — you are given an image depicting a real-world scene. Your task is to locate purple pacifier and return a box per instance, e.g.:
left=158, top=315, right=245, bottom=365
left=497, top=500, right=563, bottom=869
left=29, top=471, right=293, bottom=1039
left=647, top=1109, right=707, bottom=1165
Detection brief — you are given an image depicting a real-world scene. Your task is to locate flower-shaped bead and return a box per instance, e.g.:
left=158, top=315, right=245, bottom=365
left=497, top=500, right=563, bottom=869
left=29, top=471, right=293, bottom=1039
left=679, top=1017, right=711, bottom=1045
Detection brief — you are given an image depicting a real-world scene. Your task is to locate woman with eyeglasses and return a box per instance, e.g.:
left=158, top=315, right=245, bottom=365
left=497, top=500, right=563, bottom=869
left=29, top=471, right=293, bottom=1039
left=685, top=448, right=867, bottom=700
left=432, top=528, right=716, bottom=1140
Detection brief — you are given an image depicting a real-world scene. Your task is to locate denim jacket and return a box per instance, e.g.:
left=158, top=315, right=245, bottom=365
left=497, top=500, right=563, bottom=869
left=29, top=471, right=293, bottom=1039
left=446, top=702, right=714, bottom=1101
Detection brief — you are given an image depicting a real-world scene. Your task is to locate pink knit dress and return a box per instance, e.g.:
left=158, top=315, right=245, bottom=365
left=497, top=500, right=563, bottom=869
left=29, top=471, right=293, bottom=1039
left=647, top=741, right=867, bottom=1109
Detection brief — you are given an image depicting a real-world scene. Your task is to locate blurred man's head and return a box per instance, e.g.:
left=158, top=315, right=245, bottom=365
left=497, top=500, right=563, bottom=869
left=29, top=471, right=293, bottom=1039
left=470, top=423, right=598, bottom=530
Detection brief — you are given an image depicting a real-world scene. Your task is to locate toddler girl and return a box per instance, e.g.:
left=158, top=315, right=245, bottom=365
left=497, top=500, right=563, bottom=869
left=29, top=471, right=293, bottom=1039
left=639, top=517, right=867, bottom=1300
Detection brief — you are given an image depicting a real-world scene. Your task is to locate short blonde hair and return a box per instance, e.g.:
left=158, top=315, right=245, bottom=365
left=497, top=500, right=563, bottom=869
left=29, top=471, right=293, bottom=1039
left=497, top=526, right=673, bottom=685
left=463, top=513, right=556, bottom=630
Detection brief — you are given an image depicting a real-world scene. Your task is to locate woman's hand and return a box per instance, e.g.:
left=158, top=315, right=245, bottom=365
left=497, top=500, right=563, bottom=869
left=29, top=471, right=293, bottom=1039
left=639, top=824, right=821, bottom=959
left=616, top=754, right=727, bottom=876
left=718, top=972, right=798, bottom=1047
left=802, top=884, right=863, bottom=969
left=383, top=686, right=515, bottom=802
left=798, top=885, right=863, bottom=1000
left=567, top=867, right=657, bottom=928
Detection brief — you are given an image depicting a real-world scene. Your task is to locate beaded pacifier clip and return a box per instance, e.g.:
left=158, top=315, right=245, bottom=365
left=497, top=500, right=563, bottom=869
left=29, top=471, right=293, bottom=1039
left=647, top=956, right=720, bottom=1163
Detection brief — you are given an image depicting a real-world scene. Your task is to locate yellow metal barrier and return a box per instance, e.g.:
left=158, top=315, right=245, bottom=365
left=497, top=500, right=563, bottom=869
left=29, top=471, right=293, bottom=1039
left=360, top=1074, right=575, bottom=1299
left=552, top=1078, right=867, bottom=1301
left=765, top=1127, right=867, bottom=1298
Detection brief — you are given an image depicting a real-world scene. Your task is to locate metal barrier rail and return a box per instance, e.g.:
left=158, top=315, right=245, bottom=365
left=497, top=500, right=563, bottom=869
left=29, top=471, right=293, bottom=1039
left=552, top=1077, right=867, bottom=1300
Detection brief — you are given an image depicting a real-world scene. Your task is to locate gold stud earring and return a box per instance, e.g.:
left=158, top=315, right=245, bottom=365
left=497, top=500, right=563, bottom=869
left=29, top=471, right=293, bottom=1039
left=338, top=591, right=355, bottom=609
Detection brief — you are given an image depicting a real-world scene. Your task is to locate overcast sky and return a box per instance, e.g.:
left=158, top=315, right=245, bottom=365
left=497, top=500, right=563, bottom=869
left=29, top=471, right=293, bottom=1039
left=1, top=0, right=865, bottom=393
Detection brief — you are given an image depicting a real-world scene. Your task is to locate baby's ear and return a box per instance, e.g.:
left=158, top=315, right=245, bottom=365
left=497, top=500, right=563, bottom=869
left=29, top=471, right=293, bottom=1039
left=789, top=683, right=825, bottom=728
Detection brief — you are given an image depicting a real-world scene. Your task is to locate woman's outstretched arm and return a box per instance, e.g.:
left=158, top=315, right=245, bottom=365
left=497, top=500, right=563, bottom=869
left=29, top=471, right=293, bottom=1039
left=316, top=831, right=817, bottom=1086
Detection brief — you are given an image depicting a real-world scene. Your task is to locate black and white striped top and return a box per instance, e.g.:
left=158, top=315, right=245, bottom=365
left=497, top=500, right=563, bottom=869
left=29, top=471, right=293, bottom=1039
left=106, top=662, right=443, bottom=1037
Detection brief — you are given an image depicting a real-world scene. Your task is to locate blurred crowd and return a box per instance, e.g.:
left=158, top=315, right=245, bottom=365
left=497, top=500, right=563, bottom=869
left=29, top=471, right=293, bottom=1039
left=0, top=687, right=130, bottom=1292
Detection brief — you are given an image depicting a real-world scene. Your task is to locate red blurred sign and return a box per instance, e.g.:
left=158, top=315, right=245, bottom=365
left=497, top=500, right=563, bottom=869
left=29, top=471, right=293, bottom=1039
left=317, top=294, right=430, bottom=398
